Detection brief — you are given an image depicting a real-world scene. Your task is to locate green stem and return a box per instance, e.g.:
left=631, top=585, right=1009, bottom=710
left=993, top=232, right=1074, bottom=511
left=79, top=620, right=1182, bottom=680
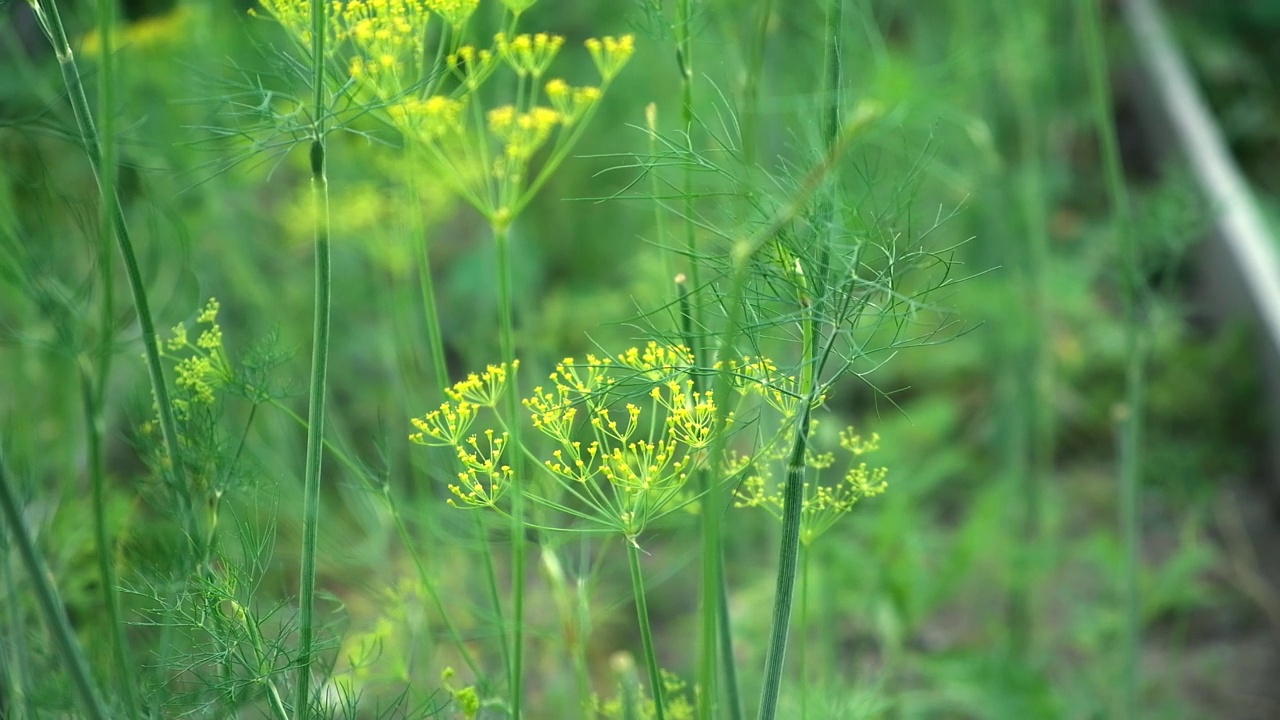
left=81, top=365, right=140, bottom=716
left=384, top=494, right=484, bottom=679
left=799, top=544, right=811, bottom=720
left=85, top=0, right=138, bottom=707
left=1, top=527, right=32, bottom=719
left=295, top=0, right=332, bottom=709
left=0, top=455, right=111, bottom=720
left=494, top=221, right=525, bottom=717
left=626, top=539, right=666, bottom=720
left=742, top=0, right=774, bottom=167
left=678, top=278, right=742, bottom=720
left=672, top=5, right=721, bottom=716
left=408, top=163, right=450, bottom=393
left=756, top=401, right=813, bottom=720
left=475, top=510, right=510, bottom=681
left=820, top=0, right=843, bottom=148
left=998, top=0, right=1053, bottom=659
left=408, top=151, right=511, bottom=689
left=1079, top=1, right=1142, bottom=715
left=25, top=0, right=192, bottom=551
left=716, top=559, right=744, bottom=720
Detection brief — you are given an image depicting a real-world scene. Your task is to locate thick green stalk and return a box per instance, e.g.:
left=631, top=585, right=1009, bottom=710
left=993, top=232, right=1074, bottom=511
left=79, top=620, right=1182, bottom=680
left=756, top=402, right=813, bottom=720
left=0, top=456, right=111, bottom=720
left=799, top=544, right=811, bottom=720
left=626, top=540, right=666, bottom=720
left=295, top=0, right=332, bottom=713
left=25, top=0, right=192, bottom=547
left=694, top=112, right=872, bottom=720
left=820, top=0, right=843, bottom=150
left=741, top=0, right=775, bottom=166
left=493, top=222, right=525, bottom=717
left=1079, top=1, right=1142, bottom=715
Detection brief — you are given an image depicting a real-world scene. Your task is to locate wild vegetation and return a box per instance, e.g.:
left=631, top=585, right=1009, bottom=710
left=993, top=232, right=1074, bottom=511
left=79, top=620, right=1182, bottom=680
left=0, top=0, right=1272, bottom=718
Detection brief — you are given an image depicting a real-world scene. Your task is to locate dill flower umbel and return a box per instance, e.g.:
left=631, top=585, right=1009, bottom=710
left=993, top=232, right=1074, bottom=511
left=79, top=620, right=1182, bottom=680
left=734, top=425, right=888, bottom=545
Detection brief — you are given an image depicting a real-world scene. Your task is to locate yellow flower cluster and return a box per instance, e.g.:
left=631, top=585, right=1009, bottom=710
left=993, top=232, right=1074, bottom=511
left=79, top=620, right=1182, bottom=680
left=390, top=30, right=631, bottom=225
left=585, top=35, right=635, bottom=81
left=446, top=360, right=519, bottom=407
left=338, top=0, right=430, bottom=97
left=545, top=79, right=602, bottom=127
left=524, top=348, right=725, bottom=537
left=160, top=298, right=233, bottom=418
left=447, top=46, right=498, bottom=91
left=488, top=105, right=561, bottom=161
left=253, top=0, right=633, bottom=218
left=409, top=400, right=477, bottom=446
left=495, top=32, right=564, bottom=77
left=412, top=345, right=729, bottom=538
left=717, top=355, right=824, bottom=418
left=448, top=429, right=511, bottom=508
left=733, top=425, right=888, bottom=546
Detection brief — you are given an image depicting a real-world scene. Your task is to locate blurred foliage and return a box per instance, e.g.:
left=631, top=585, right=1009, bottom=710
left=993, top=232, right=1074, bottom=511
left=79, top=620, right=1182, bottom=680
left=0, top=0, right=1274, bottom=717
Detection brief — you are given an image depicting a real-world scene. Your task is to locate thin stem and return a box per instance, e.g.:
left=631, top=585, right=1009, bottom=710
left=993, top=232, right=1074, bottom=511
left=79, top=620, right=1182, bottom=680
left=295, top=0, right=332, bottom=711
left=672, top=4, right=721, bottom=716
left=678, top=277, right=743, bottom=720
left=996, top=0, right=1053, bottom=659
left=494, top=221, right=525, bottom=717
left=81, top=365, right=139, bottom=716
left=87, top=0, right=138, bottom=706
left=384, top=492, right=484, bottom=679
left=409, top=161, right=509, bottom=676
left=476, top=511, right=511, bottom=681
left=408, top=163, right=450, bottom=393
left=626, top=539, right=666, bottom=720
left=716, top=556, right=744, bottom=720
left=25, top=0, right=192, bottom=550
left=1080, top=1, right=1142, bottom=716
left=1, top=525, right=32, bottom=719
left=0, top=454, right=111, bottom=720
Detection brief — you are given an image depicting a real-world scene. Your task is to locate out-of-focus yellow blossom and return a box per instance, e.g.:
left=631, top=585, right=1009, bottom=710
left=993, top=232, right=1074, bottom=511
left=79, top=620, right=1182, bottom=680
left=392, top=95, right=468, bottom=143
left=584, top=34, right=635, bottom=82
left=447, top=46, right=499, bottom=91
left=545, top=79, right=602, bottom=127
left=425, top=0, right=478, bottom=29
left=495, top=32, right=564, bottom=77
left=733, top=425, right=888, bottom=545
left=81, top=5, right=197, bottom=56
left=487, top=105, right=561, bottom=160
left=500, top=0, right=538, bottom=15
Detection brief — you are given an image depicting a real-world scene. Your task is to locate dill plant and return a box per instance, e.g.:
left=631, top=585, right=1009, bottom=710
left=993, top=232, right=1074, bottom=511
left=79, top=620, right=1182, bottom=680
left=252, top=0, right=636, bottom=713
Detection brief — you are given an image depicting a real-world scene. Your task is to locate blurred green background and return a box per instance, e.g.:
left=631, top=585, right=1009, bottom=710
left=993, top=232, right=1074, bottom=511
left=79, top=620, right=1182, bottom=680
left=1, top=0, right=1278, bottom=717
